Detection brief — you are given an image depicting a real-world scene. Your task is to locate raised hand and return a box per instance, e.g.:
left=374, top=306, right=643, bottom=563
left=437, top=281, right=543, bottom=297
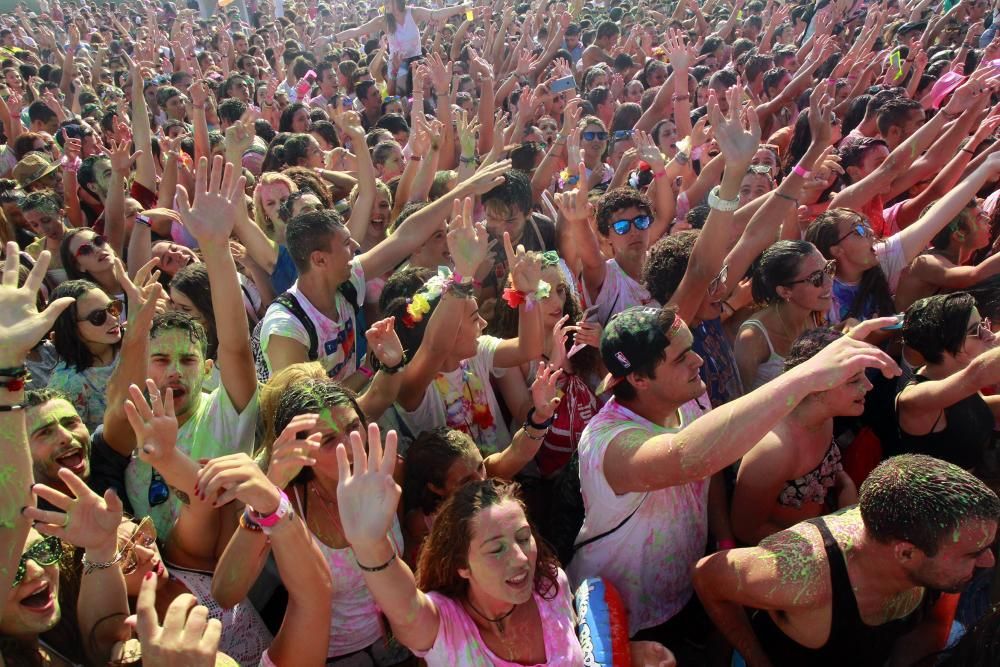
left=104, top=138, right=142, bottom=177
left=366, top=316, right=404, bottom=369
left=0, top=243, right=74, bottom=366
left=24, top=468, right=123, bottom=552
left=175, top=155, right=246, bottom=244
left=426, top=52, right=453, bottom=95
left=224, top=110, right=256, bottom=157
left=530, top=363, right=563, bottom=422
left=806, top=81, right=835, bottom=150
left=267, top=415, right=322, bottom=489
left=124, top=380, right=179, bottom=465
left=553, top=160, right=592, bottom=224
left=792, top=317, right=902, bottom=392
left=335, top=423, right=401, bottom=551
left=634, top=129, right=665, bottom=170
left=505, top=231, right=543, bottom=294
left=664, top=29, right=689, bottom=71
left=463, top=158, right=511, bottom=195
left=447, top=196, right=490, bottom=278
left=709, top=83, right=761, bottom=168
left=329, top=97, right=365, bottom=141
left=133, top=573, right=221, bottom=667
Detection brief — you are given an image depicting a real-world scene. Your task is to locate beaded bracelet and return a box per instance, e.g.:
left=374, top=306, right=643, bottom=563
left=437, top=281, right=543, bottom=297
left=357, top=551, right=397, bottom=573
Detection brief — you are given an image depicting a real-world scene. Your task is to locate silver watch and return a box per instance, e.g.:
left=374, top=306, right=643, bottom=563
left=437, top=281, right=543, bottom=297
left=707, top=185, right=740, bottom=212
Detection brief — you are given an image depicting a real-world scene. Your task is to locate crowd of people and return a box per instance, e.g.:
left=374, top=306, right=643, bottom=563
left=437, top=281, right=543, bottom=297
left=2, top=0, right=1000, bottom=664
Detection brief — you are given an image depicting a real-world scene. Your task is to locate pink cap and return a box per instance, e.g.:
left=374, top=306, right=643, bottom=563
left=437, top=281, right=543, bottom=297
left=928, top=71, right=966, bottom=110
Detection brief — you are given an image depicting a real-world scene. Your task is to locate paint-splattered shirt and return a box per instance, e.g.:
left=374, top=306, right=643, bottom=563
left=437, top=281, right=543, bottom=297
left=586, top=259, right=659, bottom=327
left=259, top=257, right=365, bottom=382
left=47, top=357, right=118, bottom=432
left=415, top=569, right=583, bottom=666
left=568, top=396, right=710, bottom=635
left=125, top=385, right=260, bottom=540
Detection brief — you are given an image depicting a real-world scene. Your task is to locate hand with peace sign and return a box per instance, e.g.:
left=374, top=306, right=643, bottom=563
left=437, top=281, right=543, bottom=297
left=447, top=196, right=489, bottom=280
left=553, top=160, right=593, bottom=225
left=0, top=244, right=74, bottom=367
left=505, top=231, right=544, bottom=295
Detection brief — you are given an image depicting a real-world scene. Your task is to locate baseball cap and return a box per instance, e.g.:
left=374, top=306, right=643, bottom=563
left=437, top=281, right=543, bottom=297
left=12, top=153, right=59, bottom=189
left=596, top=306, right=683, bottom=394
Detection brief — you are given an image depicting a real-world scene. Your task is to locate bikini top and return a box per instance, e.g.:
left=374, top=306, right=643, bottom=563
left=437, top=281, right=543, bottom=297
left=778, top=441, right=843, bottom=509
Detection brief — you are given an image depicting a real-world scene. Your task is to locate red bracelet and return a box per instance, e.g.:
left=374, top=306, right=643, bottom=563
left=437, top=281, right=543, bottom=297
left=652, top=170, right=667, bottom=179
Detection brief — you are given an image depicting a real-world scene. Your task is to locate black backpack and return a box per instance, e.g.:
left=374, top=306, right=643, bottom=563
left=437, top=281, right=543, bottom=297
left=250, top=281, right=360, bottom=382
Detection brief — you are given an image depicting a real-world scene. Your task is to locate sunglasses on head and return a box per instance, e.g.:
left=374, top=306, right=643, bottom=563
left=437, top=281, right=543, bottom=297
left=582, top=130, right=608, bottom=142
left=967, top=317, right=993, bottom=341
left=12, top=536, right=61, bottom=588
left=836, top=222, right=874, bottom=244
left=74, top=234, right=109, bottom=258
left=118, top=516, right=158, bottom=574
left=78, top=299, right=123, bottom=327
left=785, top=259, right=837, bottom=288
left=611, top=214, right=652, bottom=235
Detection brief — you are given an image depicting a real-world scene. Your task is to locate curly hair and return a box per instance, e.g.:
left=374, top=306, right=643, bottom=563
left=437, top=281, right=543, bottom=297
left=415, top=479, right=560, bottom=601
left=595, top=187, right=653, bottom=236
left=403, top=427, right=480, bottom=515
left=643, top=231, right=698, bottom=304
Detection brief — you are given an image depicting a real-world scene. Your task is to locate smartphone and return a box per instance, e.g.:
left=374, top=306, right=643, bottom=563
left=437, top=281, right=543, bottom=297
left=550, top=75, right=576, bottom=94
left=881, top=313, right=905, bottom=331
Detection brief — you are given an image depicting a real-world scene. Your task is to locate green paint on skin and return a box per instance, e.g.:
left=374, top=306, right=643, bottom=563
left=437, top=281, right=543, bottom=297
left=757, top=529, right=823, bottom=605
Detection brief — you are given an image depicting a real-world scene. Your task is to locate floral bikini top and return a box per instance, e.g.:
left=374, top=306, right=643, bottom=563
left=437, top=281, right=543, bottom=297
left=777, top=441, right=844, bottom=509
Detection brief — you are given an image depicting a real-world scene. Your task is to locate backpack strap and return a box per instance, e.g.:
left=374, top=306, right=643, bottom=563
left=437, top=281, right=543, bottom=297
left=275, top=292, right=319, bottom=361
left=571, top=492, right=648, bottom=555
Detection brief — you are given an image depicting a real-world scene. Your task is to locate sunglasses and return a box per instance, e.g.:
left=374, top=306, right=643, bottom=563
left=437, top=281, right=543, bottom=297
left=611, top=214, right=652, bottom=235
left=148, top=469, right=170, bottom=507
left=582, top=130, right=608, bottom=142
left=74, top=234, right=109, bottom=258
left=708, top=264, right=729, bottom=296
left=118, top=516, right=158, bottom=574
left=785, top=259, right=837, bottom=288
left=12, top=536, right=61, bottom=588
left=78, top=299, right=123, bottom=327
left=835, top=223, right=874, bottom=245
left=967, top=317, right=993, bottom=341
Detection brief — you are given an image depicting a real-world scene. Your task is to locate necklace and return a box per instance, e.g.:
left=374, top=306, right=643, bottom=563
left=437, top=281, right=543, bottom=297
left=465, top=597, right=517, bottom=635
left=309, top=481, right=345, bottom=545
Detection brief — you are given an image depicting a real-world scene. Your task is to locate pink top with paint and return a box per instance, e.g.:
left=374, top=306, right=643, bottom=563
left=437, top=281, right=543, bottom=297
left=414, top=569, right=583, bottom=666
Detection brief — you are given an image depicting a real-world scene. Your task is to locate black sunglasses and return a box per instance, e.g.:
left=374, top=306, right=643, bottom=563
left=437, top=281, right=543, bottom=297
left=74, top=234, right=109, bottom=258
left=12, top=536, right=61, bottom=588
left=78, top=299, right=124, bottom=327
left=785, top=259, right=837, bottom=288
left=835, top=222, right=875, bottom=245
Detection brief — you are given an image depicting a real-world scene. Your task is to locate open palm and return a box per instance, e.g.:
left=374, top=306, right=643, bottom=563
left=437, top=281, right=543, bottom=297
left=336, top=424, right=401, bottom=550
left=175, top=155, right=245, bottom=245
left=0, top=244, right=73, bottom=366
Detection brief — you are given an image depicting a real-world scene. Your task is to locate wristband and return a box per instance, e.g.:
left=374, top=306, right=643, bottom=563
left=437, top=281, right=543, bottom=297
left=239, top=508, right=264, bottom=532
left=526, top=406, right=556, bottom=430
left=652, top=170, right=667, bottom=179
left=774, top=191, right=799, bottom=206
left=671, top=93, right=690, bottom=101
left=674, top=151, right=690, bottom=165
left=452, top=271, right=476, bottom=285
left=249, top=489, right=292, bottom=534
left=792, top=164, right=811, bottom=179
left=0, top=404, right=24, bottom=412
left=717, top=539, right=737, bottom=550
left=522, top=427, right=547, bottom=441
left=962, top=147, right=976, bottom=155
left=409, top=155, right=423, bottom=162
left=380, top=358, right=406, bottom=375
left=135, top=214, right=152, bottom=228
left=60, top=155, right=82, bottom=173
left=356, top=550, right=397, bottom=573
left=0, top=377, right=26, bottom=392
left=0, top=366, right=29, bottom=378
left=707, top=185, right=740, bottom=212
left=357, top=365, right=375, bottom=380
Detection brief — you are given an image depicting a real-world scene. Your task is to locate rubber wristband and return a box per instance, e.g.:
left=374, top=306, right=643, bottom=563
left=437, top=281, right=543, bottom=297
left=792, top=164, right=811, bottom=179
left=652, top=170, right=667, bottom=179
left=526, top=406, right=556, bottom=430
left=357, top=550, right=397, bottom=573
left=0, top=404, right=25, bottom=411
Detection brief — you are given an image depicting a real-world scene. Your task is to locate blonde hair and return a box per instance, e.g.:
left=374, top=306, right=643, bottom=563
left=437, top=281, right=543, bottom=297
left=252, top=173, right=297, bottom=240
left=257, top=361, right=328, bottom=462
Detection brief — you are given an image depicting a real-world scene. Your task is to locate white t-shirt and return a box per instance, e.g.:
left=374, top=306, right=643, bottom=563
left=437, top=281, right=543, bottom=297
left=259, top=258, right=365, bottom=382
left=394, top=336, right=512, bottom=455
left=586, top=259, right=659, bottom=327
left=126, top=385, right=260, bottom=540
left=568, top=396, right=711, bottom=635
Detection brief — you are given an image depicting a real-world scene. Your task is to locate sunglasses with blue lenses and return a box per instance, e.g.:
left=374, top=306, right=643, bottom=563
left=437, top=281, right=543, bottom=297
left=612, top=129, right=635, bottom=141
left=836, top=222, right=874, bottom=244
left=582, top=130, right=608, bottom=142
left=12, top=536, right=62, bottom=588
left=611, top=214, right=652, bottom=235
left=148, top=469, right=170, bottom=507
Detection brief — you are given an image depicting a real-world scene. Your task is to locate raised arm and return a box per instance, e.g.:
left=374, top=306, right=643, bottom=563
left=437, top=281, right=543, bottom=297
left=175, top=156, right=257, bottom=411
left=334, top=15, right=385, bottom=42
left=603, top=320, right=900, bottom=493
left=337, top=426, right=441, bottom=653
left=554, top=155, right=606, bottom=299
left=332, top=102, right=376, bottom=243
left=0, top=247, right=73, bottom=601
left=124, top=51, right=156, bottom=193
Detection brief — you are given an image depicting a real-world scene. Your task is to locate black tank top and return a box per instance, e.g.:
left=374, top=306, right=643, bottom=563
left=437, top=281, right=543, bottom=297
left=894, top=374, right=995, bottom=470
left=750, top=519, right=930, bottom=666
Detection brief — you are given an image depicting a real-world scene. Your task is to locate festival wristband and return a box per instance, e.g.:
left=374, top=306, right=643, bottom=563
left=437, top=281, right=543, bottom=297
left=526, top=406, right=555, bottom=430
left=792, top=164, right=811, bottom=179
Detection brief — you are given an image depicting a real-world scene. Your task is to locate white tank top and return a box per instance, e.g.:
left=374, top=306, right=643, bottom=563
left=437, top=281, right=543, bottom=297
left=567, top=396, right=711, bottom=635
left=388, top=10, right=422, bottom=60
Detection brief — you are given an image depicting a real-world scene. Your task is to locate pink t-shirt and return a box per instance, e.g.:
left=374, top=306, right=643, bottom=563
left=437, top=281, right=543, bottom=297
left=415, top=569, right=584, bottom=666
